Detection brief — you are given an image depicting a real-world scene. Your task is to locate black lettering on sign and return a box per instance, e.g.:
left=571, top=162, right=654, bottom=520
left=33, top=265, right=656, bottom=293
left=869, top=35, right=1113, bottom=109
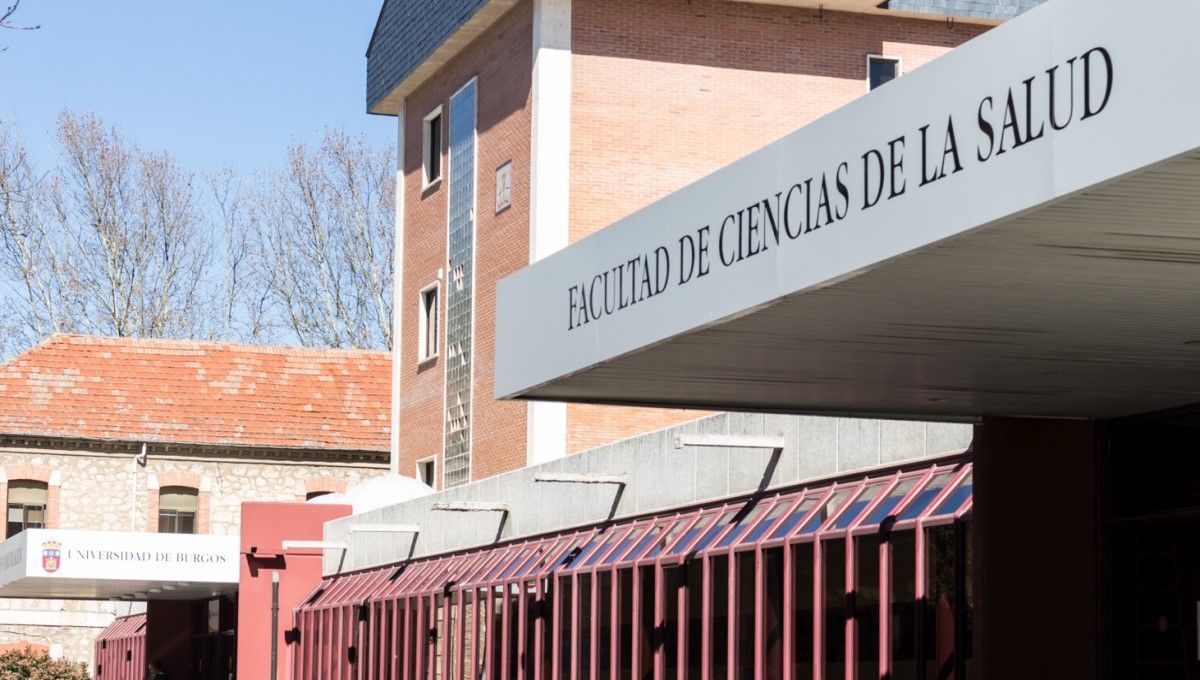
left=561, top=46, right=1115, bottom=330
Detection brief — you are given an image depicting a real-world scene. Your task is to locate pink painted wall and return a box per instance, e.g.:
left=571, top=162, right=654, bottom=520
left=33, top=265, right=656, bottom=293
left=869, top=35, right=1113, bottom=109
left=237, top=501, right=351, bottom=680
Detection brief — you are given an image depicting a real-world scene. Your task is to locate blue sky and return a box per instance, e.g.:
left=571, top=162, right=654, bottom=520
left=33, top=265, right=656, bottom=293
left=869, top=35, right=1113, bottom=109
left=1, top=2, right=394, bottom=172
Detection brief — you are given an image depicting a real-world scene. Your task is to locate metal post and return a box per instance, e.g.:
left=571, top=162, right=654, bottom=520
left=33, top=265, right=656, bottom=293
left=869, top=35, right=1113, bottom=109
left=271, top=570, right=280, bottom=680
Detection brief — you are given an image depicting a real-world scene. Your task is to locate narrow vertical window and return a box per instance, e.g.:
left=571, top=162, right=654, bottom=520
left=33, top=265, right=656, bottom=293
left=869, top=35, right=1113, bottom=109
left=891, top=530, right=919, bottom=680
left=559, top=577, right=574, bottom=679
left=735, top=552, right=755, bottom=680
left=763, top=547, right=785, bottom=679
left=423, top=107, right=443, bottom=186
left=419, top=283, right=439, bottom=362
left=856, top=535, right=882, bottom=680
left=925, top=524, right=960, bottom=678
left=495, top=161, right=513, bottom=213
left=416, top=457, right=437, bottom=489
left=598, top=571, right=614, bottom=678
left=711, top=555, right=729, bottom=680
left=579, top=573, right=594, bottom=679
left=823, top=539, right=847, bottom=679
left=868, top=56, right=901, bottom=90
left=443, top=78, right=478, bottom=488
left=791, top=543, right=815, bottom=679
left=618, top=569, right=634, bottom=679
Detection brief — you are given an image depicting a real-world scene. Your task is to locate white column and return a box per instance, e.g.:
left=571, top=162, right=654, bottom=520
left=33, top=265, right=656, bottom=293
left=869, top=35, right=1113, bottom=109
left=391, top=101, right=407, bottom=475
left=526, top=0, right=571, bottom=466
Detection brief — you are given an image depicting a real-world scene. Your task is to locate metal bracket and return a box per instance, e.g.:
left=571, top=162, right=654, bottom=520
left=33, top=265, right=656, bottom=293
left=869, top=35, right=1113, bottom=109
left=534, top=472, right=627, bottom=485
left=281, top=540, right=348, bottom=552
left=430, top=502, right=510, bottom=513
left=672, top=434, right=786, bottom=450
left=349, top=523, right=421, bottom=534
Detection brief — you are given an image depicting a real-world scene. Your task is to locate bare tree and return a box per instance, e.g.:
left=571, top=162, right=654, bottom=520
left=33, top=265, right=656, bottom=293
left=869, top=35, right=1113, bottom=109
left=256, top=130, right=394, bottom=349
left=0, top=113, right=395, bottom=357
left=51, top=111, right=213, bottom=339
left=205, top=167, right=272, bottom=343
left=0, top=112, right=217, bottom=349
left=0, top=120, right=80, bottom=354
left=1, top=0, right=40, bottom=52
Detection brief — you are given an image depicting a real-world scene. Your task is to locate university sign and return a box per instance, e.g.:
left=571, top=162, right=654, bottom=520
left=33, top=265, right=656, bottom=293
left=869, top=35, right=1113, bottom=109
left=495, top=0, right=1200, bottom=400
left=565, top=46, right=1113, bottom=333
left=40, top=540, right=60, bottom=573
left=0, top=529, right=239, bottom=597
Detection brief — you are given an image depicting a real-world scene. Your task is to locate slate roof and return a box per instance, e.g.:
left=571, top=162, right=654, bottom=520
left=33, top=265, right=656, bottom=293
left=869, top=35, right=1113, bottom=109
left=366, top=0, right=488, bottom=112
left=0, top=335, right=391, bottom=453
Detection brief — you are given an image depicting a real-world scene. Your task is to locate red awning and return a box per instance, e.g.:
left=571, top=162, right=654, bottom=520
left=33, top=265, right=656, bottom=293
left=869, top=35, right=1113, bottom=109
left=299, top=457, right=972, bottom=612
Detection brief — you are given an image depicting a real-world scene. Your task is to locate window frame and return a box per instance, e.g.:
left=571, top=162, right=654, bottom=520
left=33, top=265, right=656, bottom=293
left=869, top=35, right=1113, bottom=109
left=157, top=485, right=199, bottom=535
left=495, top=160, right=513, bottom=214
left=415, top=456, right=437, bottom=490
left=422, top=106, right=444, bottom=188
left=6, top=479, right=48, bottom=539
left=866, top=54, right=902, bottom=92
left=157, top=508, right=196, bottom=535
left=418, top=281, right=440, bottom=364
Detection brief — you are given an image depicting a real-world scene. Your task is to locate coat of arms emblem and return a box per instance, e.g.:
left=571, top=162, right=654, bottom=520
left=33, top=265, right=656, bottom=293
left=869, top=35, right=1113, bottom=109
left=41, top=540, right=61, bottom=573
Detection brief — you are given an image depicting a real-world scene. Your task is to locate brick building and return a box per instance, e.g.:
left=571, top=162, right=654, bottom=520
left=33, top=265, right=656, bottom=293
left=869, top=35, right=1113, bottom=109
left=373, top=0, right=1017, bottom=489
left=0, top=334, right=391, bottom=667
left=280, top=2, right=1053, bottom=679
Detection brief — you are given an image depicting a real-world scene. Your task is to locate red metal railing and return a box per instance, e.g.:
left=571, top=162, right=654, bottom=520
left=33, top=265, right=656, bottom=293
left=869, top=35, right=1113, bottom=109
left=94, top=612, right=146, bottom=680
left=294, top=456, right=974, bottom=679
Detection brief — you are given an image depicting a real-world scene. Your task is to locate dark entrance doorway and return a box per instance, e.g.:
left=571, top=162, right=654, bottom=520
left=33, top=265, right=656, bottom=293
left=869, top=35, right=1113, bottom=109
left=1110, top=421, right=1200, bottom=679
left=1114, top=524, right=1200, bottom=679
left=191, top=597, right=237, bottom=680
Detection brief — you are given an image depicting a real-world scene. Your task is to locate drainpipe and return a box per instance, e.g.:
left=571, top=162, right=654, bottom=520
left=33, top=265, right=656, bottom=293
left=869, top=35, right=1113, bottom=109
left=270, top=570, right=280, bottom=680
left=131, top=444, right=147, bottom=531
left=389, top=99, right=405, bottom=475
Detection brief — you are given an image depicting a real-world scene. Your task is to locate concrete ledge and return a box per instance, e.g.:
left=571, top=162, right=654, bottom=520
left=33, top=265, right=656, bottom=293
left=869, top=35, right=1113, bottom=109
left=324, top=413, right=971, bottom=573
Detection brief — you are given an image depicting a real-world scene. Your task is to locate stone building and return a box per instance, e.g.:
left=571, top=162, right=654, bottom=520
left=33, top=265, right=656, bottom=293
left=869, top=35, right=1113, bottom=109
left=0, top=334, right=391, bottom=666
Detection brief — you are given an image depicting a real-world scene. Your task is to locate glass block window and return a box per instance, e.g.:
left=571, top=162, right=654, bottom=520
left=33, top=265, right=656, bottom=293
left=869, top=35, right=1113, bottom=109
left=443, top=79, right=478, bottom=488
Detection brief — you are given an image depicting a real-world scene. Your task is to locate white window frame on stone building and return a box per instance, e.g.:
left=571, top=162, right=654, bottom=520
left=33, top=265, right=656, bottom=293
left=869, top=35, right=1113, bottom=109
left=158, top=486, right=198, bottom=534
left=418, top=281, right=440, bottom=363
left=6, top=480, right=47, bottom=539
left=422, top=106, right=444, bottom=188
left=867, top=54, right=902, bottom=91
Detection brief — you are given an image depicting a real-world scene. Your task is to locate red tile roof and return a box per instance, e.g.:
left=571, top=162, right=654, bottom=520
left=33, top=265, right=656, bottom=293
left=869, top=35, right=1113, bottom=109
left=0, top=335, right=391, bottom=452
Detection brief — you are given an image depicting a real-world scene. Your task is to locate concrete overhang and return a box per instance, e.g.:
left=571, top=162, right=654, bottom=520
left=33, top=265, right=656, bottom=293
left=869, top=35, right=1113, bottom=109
left=0, top=529, right=238, bottom=600
left=729, top=0, right=1005, bottom=25
left=496, top=0, right=1200, bottom=421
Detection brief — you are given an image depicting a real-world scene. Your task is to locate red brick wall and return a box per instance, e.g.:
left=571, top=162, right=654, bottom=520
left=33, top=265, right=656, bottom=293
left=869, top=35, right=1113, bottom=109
left=564, top=0, right=987, bottom=453
left=398, top=0, right=533, bottom=485
left=395, top=0, right=987, bottom=474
